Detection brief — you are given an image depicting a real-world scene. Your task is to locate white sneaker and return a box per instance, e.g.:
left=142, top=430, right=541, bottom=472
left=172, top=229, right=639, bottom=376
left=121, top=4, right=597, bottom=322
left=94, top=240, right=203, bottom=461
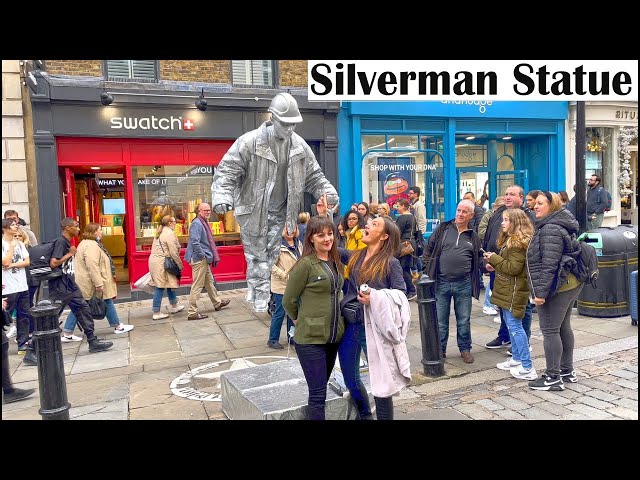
left=6, top=325, right=17, bottom=338
left=510, top=366, right=538, bottom=380
left=152, top=313, right=169, bottom=320
left=497, top=358, right=521, bottom=370
left=483, top=307, right=498, bottom=315
left=61, top=334, right=83, bottom=342
left=114, top=324, right=134, bottom=334
left=168, top=304, right=185, bottom=314
left=493, top=316, right=501, bottom=324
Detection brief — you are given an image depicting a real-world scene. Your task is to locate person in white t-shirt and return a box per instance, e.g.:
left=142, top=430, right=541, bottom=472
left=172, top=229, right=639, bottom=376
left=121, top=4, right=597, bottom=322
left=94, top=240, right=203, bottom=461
left=1, top=218, right=33, bottom=353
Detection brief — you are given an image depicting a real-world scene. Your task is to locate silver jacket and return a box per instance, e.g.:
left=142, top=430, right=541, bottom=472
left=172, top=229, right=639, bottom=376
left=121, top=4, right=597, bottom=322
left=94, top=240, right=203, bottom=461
left=211, top=121, right=339, bottom=236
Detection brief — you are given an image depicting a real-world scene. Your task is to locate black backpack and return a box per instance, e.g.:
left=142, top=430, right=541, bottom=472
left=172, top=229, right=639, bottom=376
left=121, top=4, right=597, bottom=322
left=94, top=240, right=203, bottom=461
left=27, top=241, right=62, bottom=280
left=571, top=236, right=599, bottom=288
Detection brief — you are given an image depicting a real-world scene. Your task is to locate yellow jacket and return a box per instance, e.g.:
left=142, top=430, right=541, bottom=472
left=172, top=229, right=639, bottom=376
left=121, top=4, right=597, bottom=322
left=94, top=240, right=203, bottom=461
left=345, top=227, right=366, bottom=251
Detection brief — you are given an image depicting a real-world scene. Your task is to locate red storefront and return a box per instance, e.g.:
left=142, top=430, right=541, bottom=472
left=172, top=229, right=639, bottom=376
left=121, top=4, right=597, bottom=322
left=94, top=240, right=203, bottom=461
left=56, top=137, right=247, bottom=288
left=27, top=74, right=339, bottom=299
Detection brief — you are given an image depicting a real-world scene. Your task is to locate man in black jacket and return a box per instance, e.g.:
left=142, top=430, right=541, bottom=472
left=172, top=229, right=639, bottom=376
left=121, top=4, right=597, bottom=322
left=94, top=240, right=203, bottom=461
left=422, top=199, right=481, bottom=364
left=483, top=185, right=535, bottom=351
left=586, top=175, right=610, bottom=230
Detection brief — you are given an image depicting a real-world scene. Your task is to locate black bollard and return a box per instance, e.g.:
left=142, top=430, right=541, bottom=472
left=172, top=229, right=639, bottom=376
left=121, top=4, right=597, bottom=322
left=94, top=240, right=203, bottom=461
left=30, top=299, right=71, bottom=420
left=416, top=275, right=445, bottom=377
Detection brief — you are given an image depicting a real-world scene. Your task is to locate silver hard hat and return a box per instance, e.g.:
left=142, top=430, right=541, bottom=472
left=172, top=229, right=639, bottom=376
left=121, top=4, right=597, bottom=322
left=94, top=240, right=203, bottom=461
left=268, top=92, right=303, bottom=124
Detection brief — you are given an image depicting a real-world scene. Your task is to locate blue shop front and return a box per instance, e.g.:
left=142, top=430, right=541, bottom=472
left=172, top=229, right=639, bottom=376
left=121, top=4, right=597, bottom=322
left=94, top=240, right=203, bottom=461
left=337, top=101, right=568, bottom=235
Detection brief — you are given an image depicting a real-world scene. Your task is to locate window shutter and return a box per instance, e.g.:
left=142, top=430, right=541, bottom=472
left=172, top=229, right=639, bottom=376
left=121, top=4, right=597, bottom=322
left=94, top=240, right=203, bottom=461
left=231, top=60, right=274, bottom=87
left=106, top=60, right=157, bottom=82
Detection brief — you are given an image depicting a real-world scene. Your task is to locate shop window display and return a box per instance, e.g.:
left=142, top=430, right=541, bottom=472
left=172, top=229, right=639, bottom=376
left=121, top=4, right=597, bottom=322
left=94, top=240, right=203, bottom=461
left=131, top=165, right=240, bottom=251
left=361, top=134, right=444, bottom=233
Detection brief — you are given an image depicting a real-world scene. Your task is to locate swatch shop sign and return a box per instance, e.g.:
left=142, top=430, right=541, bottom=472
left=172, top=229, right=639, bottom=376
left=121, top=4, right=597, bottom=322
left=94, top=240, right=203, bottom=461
left=110, top=115, right=195, bottom=131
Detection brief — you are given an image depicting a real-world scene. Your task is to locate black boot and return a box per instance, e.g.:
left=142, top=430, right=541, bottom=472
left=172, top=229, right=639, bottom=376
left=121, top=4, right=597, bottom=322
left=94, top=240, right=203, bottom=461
left=88, top=337, right=113, bottom=353
left=22, top=349, right=37, bottom=366
left=306, top=404, right=326, bottom=420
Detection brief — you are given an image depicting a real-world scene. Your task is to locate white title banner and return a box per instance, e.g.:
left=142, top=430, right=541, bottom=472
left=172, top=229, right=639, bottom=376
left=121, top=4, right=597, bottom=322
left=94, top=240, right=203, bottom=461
left=308, top=60, right=638, bottom=101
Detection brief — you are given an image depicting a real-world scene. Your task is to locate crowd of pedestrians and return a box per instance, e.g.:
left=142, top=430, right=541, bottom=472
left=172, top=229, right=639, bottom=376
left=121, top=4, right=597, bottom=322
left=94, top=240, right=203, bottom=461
left=1, top=175, right=603, bottom=410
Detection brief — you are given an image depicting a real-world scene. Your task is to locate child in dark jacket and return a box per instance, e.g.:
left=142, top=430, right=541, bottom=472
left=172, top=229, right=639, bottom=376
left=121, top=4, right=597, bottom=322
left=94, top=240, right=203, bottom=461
left=484, top=208, right=536, bottom=381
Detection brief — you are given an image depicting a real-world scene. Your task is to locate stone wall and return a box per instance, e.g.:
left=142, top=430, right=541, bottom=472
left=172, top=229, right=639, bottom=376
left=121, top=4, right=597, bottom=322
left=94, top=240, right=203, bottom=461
left=44, top=60, right=309, bottom=87
left=1, top=60, right=31, bottom=228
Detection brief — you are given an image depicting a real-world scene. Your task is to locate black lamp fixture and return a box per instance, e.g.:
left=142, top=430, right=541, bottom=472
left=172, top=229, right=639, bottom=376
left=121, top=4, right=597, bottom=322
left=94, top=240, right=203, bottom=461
left=100, top=89, right=114, bottom=106
left=195, top=88, right=207, bottom=111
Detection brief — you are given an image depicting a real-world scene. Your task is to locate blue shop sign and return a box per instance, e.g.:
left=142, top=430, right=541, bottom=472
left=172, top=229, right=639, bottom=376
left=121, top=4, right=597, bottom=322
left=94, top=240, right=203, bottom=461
left=345, top=101, right=568, bottom=120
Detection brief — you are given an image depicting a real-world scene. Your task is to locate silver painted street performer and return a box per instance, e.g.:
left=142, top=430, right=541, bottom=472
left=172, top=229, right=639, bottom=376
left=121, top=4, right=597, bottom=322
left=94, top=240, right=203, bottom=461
left=212, top=92, right=339, bottom=312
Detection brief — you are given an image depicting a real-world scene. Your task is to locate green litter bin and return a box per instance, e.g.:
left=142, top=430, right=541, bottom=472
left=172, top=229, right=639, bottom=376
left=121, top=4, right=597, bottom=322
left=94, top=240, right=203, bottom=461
left=577, top=225, right=638, bottom=317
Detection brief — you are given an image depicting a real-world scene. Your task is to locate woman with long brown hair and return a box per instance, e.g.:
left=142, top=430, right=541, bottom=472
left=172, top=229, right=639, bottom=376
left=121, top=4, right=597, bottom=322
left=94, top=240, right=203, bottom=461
left=282, top=214, right=345, bottom=420
left=338, top=214, right=408, bottom=420
left=62, top=222, right=134, bottom=340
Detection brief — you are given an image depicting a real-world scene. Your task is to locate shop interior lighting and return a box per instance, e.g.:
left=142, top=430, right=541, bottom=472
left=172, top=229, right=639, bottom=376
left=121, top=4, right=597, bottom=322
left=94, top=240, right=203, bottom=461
left=465, top=136, right=476, bottom=140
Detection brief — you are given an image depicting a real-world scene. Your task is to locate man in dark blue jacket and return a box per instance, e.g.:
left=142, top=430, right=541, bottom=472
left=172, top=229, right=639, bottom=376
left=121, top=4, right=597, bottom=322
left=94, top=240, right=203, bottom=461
left=586, top=175, right=610, bottom=230
left=423, top=199, right=481, bottom=364
left=184, top=203, right=230, bottom=320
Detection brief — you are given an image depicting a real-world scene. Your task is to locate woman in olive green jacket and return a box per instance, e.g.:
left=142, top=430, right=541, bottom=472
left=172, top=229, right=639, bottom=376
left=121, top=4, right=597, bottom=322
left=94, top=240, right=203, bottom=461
left=283, top=214, right=344, bottom=420
left=483, top=208, right=536, bottom=381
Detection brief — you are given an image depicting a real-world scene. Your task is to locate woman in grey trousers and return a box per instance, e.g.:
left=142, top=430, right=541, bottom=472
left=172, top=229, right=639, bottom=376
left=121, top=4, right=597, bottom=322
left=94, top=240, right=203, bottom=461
left=526, top=191, right=584, bottom=391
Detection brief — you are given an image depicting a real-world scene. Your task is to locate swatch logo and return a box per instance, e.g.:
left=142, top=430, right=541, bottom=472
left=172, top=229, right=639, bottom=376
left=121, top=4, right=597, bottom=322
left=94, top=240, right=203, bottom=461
left=110, top=115, right=195, bottom=131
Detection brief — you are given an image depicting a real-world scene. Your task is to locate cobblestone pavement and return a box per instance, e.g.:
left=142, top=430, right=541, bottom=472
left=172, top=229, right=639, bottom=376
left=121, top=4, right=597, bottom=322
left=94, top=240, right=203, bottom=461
left=396, top=342, right=637, bottom=420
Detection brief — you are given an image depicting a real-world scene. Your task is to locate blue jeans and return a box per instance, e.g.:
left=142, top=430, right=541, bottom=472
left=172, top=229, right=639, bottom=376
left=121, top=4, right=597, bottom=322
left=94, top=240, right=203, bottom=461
left=338, top=322, right=371, bottom=417
left=435, top=276, right=473, bottom=353
left=64, top=298, right=120, bottom=333
left=503, top=308, right=533, bottom=370
left=295, top=342, right=340, bottom=420
left=268, top=293, right=294, bottom=343
left=483, top=286, right=499, bottom=310
left=498, top=302, right=532, bottom=342
left=153, top=287, right=177, bottom=313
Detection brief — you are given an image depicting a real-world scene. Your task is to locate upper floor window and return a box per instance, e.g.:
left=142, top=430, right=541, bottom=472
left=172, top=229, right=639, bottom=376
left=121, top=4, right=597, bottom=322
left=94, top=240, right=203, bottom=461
left=231, top=60, right=275, bottom=87
left=105, top=60, right=158, bottom=82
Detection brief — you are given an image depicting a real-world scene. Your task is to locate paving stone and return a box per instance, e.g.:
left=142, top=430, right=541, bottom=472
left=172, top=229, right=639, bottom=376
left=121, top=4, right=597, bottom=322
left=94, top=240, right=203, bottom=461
left=606, top=406, right=638, bottom=420
left=70, top=399, right=129, bottom=420
left=529, top=390, right=572, bottom=405
left=563, top=413, right=592, bottom=420
left=453, top=403, right=493, bottom=420
left=612, top=397, right=638, bottom=410
left=508, top=391, right=546, bottom=405
left=583, top=390, right=620, bottom=402
left=520, top=406, right=559, bottom=420
left=565, top=383, right=592, bottom=393
left=474, top=399, right=504, bottom=411
left=535, top=401, right=573, bottom=416
left=613, top=378, right=638, bottom=389
left=579, top=396, right=617, bottom=410
left=396, top=408, right=470, bottom=420
left=553, top=388, right=582, bottom=399
left=566, top=403, right=615, bottom=419
left=493, top=409, right=526, bottom=420
left=580, top=377, right=624, bottom=393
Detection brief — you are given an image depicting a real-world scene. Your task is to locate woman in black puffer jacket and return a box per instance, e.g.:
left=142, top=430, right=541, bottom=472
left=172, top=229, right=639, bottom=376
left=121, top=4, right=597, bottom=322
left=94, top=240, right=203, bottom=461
left=526, top=191, right=584, bottom=392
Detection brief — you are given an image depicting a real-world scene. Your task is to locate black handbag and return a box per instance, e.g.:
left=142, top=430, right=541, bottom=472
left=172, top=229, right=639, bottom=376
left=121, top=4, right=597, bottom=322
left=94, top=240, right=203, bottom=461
left=341, top=298, right=363, bottom=324
left=88, top=293, right=107, bottom=320
left=159, top=240, right=182, bottom=279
